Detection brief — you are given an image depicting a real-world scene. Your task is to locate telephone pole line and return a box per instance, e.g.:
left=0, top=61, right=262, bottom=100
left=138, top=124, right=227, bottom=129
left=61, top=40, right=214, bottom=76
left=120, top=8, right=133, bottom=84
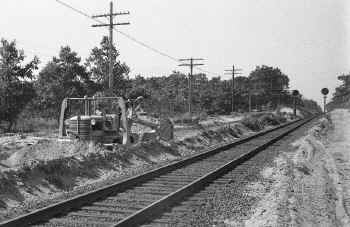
left=224, top=65, right=242, bottom=113
left=92, top=1, right=130, bottom=93
left=179, top=58, right=204, bottom=116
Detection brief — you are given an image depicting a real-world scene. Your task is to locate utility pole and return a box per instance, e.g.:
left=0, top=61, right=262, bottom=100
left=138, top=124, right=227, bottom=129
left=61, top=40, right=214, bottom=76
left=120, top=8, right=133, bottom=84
left=92, top=1, right=130, bottom=93
left=248, top=77, right=252, bottom=113
left=179, top=58, right=204, bottom=116
left=224, top=65, right=242, bottom=113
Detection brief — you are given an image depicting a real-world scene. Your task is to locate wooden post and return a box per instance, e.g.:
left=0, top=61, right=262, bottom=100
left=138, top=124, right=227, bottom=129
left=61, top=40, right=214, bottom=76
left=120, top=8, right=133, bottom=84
left=189, top=58, right=193, bottom=115
left=108, top=1, right=114, bottom=91
left=92, top=1, right=130, bottom=93
left=178, top=58, right=204, bottom=118
left=224, top=65, right=242, bottom=114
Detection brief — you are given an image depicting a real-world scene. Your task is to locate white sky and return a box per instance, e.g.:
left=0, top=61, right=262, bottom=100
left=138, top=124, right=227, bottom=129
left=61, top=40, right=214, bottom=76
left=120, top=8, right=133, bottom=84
left=1, top=0, right=349, bottom=105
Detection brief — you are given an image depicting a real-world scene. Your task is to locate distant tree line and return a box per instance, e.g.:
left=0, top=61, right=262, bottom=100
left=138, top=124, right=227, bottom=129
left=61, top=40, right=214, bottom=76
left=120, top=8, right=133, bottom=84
left=0, top=37, right=321, bottom=131
left=327, top=73, right=350, bottom=110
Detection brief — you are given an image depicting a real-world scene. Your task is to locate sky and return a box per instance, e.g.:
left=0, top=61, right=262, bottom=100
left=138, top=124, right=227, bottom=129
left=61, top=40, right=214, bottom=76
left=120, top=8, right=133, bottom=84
left=0, top=0, right=349, bottom=105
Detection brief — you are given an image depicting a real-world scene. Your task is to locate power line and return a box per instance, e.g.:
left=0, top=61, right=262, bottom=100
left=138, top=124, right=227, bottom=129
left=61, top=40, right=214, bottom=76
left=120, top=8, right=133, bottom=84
left=116, top=30, right=179, bottom=62
left=54, top=0, right=225, bottom=77
left=55, top=0, right=92, bottom=18
left=197, top=67, right=222, bottom=77
left=55, top=0, right=179, bottom=63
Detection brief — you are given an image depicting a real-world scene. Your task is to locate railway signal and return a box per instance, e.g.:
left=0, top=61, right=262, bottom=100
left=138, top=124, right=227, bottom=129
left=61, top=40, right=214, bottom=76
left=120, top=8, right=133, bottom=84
left=224, top=65, right=242, bottom=113
left=92, top=1, right=130, bottom=93
left=321, top=88, right=329, bottom=113
left=292, top=90, right=299, bottom=117
left=179, top=58, right=204, bottom=116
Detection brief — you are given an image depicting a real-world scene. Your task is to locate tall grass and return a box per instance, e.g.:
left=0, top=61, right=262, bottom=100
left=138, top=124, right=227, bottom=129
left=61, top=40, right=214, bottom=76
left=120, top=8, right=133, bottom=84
left=241, top=113, right=287, bottom=131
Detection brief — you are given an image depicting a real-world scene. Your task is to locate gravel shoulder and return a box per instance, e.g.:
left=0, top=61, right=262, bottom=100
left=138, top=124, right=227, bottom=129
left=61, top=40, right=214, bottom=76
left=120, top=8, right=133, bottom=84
left=204, top=111, right=350, bottom=227
left=244, top=116, right=348, bottom=227
left=157, top=117, right=316, bottom=226
left=326, top=109, right=350, bottom=224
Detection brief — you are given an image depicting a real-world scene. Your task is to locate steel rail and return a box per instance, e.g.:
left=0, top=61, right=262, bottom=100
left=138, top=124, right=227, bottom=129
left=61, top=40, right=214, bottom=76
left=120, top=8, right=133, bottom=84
left=116, top=116, right=316, bottom=226
left=0, top=117, right=312, bottom=227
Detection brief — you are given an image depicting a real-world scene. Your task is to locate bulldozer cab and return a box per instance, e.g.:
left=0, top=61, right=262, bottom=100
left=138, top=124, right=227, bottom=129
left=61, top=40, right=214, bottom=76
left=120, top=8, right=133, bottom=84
left=59, top=96, right=130, bottom=145
left=59, top=95, right=174, bottom=145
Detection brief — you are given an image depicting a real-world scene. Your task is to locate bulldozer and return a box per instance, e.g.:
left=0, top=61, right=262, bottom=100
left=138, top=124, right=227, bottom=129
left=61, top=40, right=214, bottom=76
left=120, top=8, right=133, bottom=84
left=58, top=95, right=174, bottom=145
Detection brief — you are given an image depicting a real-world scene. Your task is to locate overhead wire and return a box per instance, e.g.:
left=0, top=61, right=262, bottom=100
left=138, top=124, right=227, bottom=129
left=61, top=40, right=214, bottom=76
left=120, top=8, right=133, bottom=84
left=197, top=67, right=222, bottom=77
left=54, top=0, right=224, bottom=77
left=55, top=0, right=179, bottom=63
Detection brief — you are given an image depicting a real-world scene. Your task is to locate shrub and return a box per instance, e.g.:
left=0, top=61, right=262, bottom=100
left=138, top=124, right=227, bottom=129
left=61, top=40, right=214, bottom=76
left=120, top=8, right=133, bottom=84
left=258, top=113, right=285, bottom=126
left=241, top=116, right=264, bottom=131
left=242, top=113, right=287, bottom=131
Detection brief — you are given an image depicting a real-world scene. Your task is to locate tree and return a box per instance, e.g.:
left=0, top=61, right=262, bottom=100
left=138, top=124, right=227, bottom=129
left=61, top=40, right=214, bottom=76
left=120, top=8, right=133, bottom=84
left=249, top=65, right=289, bottom=92
left=125, top=67, right=319, bottom=115
left=36, top=46, right=90, bottom=119
left=202, top=76, right=228, bottom=114
left=327, top=72, right=350, bottom=109
left=85, top=36, right=130, bottom=95
left=302, top=98, right=322, bottom=113
left=249, top=65, right=290, bottom=108
left=333, top=73, right=350, bottom=99
left=0, top=39, right=39, bottom=131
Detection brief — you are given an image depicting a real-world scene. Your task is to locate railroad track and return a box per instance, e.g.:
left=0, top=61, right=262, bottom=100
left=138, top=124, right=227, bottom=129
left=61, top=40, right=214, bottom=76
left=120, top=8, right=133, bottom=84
left=0, top=116, right=316, bottom=227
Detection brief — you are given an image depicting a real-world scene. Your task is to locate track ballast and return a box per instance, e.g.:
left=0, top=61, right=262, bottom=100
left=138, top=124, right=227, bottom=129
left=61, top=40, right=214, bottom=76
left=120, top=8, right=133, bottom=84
left=0, top=117, right=316, bottom=227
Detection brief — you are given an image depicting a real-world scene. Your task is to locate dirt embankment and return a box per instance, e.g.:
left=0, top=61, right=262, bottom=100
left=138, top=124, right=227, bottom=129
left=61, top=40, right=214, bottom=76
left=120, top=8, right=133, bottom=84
left=0, top=113, right=287, bottom=221
left=236, top=115, right=350, bottom=227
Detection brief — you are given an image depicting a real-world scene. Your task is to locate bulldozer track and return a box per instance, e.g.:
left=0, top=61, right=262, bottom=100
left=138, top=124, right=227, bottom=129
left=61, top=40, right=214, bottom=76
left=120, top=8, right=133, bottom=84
left=0, top=117, right=317, bottom=227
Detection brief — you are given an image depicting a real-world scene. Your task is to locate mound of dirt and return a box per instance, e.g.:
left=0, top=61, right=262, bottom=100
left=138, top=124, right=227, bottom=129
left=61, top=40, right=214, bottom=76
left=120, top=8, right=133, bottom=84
left=0, top=140, right=181, bottom=210
left=241, top=116, right=350, bottom=226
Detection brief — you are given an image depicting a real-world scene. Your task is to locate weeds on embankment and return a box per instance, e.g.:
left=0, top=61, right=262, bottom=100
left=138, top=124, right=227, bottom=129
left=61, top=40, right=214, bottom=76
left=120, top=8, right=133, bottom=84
left=241, top=113, right=287, bottom=131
